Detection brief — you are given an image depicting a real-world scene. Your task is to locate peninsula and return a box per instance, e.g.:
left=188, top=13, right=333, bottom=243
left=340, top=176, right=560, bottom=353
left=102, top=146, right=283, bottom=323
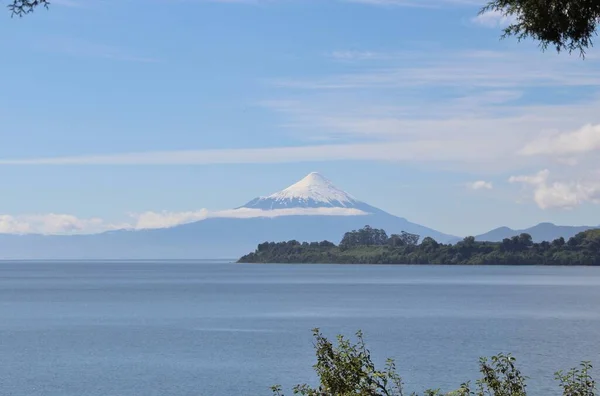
left=238, top=225, right=600, bottom=266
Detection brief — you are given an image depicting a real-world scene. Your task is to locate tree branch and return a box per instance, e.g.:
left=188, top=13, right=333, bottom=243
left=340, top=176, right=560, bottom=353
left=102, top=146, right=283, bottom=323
left=8, top=0, right=50, bottom=17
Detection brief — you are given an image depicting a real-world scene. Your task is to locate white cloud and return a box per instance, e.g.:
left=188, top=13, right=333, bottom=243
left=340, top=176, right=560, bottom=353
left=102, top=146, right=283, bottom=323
left=509, top=169, right=550, bottom=186
left=0, top=216, right=32, bottom=234
left=472, top=9, right=516, bottom=27
left=468, top=180, right=493, bottom=190
left=131, top=207, right=368, bottom=230
left=0, top=214, right=123, bottom=235
left=520, top=124, right=600, bottom=156
left=131, top=210, right=210, bottom=230
left=0, top=208, right=368, bottom=235
left=509, top=170, right=600, bottom=210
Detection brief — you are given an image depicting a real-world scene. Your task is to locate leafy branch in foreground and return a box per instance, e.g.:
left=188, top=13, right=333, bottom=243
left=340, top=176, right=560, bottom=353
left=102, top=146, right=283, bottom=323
left=480, top=0, right=600, bottom=57
left=272, top=329, right=597, bottom=396
left=7, top=0, right=49, bottom=17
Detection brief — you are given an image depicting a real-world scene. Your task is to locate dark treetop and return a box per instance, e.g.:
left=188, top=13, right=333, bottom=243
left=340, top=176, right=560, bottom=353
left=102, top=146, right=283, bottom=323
left=238, top=225, right=600, bottom=265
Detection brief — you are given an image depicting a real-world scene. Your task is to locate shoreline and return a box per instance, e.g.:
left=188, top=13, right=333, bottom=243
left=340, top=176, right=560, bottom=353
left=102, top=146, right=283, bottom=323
left=237, top=261, right=600, bottom=267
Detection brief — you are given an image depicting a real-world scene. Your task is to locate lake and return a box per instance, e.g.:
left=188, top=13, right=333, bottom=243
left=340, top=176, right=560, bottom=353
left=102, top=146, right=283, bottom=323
left=1, top=261, right=599, bottom=395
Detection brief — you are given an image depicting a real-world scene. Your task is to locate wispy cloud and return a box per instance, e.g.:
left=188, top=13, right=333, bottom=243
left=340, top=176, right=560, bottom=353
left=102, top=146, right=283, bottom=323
left=52, top=0, right=86, bottom=7
left=3, top=98, right=600, bottom=174
left=4, top=43, right=600, bottom=180
left=200, top=0, right=484, bottom=6
left=254, top=45, right=600, bottom=181
left=472, top=9, right=517, bottom=27
left=0, top=214, right=125, bottom=235
left=0, top=138, right=520, bottom=167
left=468, top=180, right=493, bottom=190
left=253, top=93, right=600, bottom=172
left=343, top=0, right=483, bottom=7
left=273, top=50, right=600, bottom=90
left=36, top=36, right=160, bottom=63
left=328, top=50, right=396, bottom=61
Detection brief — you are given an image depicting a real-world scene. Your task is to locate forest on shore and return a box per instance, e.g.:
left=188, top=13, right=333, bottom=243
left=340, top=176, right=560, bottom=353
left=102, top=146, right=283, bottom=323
left=238, top=226, right=600, bottom=265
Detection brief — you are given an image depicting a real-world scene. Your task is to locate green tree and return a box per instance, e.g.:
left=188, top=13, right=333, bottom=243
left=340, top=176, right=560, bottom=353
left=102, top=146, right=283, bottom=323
left=463, top=236, right=476, bottom=246
left=480, top=0, right=600, bottom=57
left=420, top=237, right=440, bottom=252
left=272, top=328, right=406, bottom=396
left=400, top=231, right=420, bottom=246
left=473, top=354, right=527, bottom=396
left=553, top=237, right=567, bottom=248
left=556, top=362, right=596, bottom=395
left=517, top=233, right=533, bottom=248
left=389, top=234, right=406, bottom=248
left=340, top=226, right=389, bottom=249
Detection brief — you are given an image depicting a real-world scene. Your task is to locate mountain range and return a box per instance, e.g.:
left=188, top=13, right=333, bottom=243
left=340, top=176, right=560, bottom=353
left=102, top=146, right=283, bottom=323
left=0, top=172, right=596, bottom=259
left=475, top=223, right=599, bottom=243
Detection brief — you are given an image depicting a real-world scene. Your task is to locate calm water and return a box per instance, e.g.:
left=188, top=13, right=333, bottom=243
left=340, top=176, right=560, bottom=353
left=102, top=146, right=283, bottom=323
left=1, top=261, right=599, bottom=396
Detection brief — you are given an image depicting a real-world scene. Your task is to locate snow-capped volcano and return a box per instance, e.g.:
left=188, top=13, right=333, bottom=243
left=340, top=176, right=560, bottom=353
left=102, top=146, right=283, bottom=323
left=0, top=171, right=461, bottom=258
left=241, top=172, right=384, bottom=214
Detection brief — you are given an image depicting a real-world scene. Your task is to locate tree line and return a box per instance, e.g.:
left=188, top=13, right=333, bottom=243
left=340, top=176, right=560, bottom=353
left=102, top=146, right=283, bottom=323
left=238, top=225, right=600, bottom=265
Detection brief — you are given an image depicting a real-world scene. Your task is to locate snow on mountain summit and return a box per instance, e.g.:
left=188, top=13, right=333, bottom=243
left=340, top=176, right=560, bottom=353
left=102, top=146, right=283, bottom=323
left=240, top=172, right=384, bottom=213
left=267, top=172, right=356, bottom=206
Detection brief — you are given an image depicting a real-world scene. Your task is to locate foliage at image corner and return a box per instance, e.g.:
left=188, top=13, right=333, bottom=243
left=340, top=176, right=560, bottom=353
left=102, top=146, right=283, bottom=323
left=7, top=0, right=49, bottom=17
left=480, top=0, right=600, bottom=58
left=271, top=328, right=597, bottom=396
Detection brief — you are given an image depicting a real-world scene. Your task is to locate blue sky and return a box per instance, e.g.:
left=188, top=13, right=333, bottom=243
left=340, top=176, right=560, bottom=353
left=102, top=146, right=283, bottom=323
left=1, top=0, right=600, bottom=236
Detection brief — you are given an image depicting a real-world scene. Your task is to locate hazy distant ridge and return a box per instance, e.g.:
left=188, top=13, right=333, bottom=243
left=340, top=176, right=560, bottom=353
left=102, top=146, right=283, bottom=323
left=476, top=222, right=598, bottom=242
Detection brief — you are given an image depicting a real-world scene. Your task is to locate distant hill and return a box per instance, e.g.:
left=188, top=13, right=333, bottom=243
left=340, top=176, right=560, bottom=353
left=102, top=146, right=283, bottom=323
left=476, top=222, right=598, bottom=243
left=0, top=172, right=458, bottom=259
